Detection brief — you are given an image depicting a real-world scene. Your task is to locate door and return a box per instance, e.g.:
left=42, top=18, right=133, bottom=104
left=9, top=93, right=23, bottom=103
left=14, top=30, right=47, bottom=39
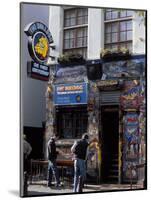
left=101, top=106, right=119, bottom=183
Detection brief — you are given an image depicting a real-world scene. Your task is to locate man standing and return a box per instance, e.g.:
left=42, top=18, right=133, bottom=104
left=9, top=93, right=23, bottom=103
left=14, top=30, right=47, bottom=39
left=71, top=133, right=89, bottom=193
left=47, top=136, right=61, bottom=188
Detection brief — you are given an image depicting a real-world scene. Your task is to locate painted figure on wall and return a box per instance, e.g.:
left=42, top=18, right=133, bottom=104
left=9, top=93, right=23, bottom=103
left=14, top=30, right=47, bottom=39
left=121, top=80, right=140, bottom=110
left=123, top=112, right=140, bottom=180
left=87, top=138, right=101, bottom=181
left=102, top=59, right=145, bottom=79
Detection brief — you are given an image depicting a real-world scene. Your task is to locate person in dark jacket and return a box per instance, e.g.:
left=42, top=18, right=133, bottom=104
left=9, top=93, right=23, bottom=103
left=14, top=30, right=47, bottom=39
left=47, top=136, right=60, bottom=187
left=71, top=133, right=89, bottom=193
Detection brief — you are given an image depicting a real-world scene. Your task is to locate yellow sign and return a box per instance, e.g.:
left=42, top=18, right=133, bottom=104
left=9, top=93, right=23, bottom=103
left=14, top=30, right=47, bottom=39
left=35, top=36, right=49, bottom=59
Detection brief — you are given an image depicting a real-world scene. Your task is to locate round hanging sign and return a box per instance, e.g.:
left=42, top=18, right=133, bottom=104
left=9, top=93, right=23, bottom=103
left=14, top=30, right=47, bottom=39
left=24, top=22, right=53, bottom=64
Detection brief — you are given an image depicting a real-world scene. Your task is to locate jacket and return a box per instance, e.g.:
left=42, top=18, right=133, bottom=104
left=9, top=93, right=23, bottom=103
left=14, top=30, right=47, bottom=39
left=47, top=139, right=58, bottom=160
left=72, top=139, right=89, bottom=160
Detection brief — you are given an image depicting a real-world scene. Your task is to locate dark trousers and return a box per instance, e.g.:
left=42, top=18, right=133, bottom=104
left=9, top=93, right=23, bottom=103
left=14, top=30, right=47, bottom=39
left=23, top=155, right=30, bottom=196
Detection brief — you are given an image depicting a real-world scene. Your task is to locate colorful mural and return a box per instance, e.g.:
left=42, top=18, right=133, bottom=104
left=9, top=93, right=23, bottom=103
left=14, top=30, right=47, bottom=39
left=123, top=112, right=140, bottom=180
left=55, top=65, right=87, bottom=84
left=124, top=113, right=139, bottom=126
left=123, top=161, right=138, bottom=180
left=87, top=138, right=101, bottom=179
left=139, top=112, right=145, bottom=137
left=139, top=112, right=146, bottom=163
left=102, top=58, right=145, bottom=79
left=139, top=79, right=146, bottom=110
left=87, top=82, right=99, bottom=138
left=121, top=80, right=140, bottom=110
left=120, top=76, right=146, bottom=181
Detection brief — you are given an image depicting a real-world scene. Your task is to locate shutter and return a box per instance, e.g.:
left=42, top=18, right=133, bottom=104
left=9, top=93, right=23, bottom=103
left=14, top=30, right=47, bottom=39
left=100, top=91, right=120, bottom=105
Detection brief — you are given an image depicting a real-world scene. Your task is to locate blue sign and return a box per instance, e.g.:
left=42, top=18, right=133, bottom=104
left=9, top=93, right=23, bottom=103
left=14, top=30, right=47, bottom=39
left=54, top=83, right=87, bottom=105
left=27, top=61, right=49, bottom=81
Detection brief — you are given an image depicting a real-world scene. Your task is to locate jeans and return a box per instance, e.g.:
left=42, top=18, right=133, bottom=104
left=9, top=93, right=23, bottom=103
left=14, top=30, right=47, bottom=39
left=73, top=158, right=86, bottom=193
left=47, top=160, right=60, bottom=186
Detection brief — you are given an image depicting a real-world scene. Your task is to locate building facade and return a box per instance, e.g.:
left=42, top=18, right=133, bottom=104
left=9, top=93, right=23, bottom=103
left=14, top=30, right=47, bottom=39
left=21, top=4, right=50, bottom=159
left=45, top=6, right=146, bottom=184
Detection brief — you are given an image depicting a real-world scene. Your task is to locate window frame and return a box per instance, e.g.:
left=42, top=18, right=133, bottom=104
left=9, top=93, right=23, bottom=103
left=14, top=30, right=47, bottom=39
left=63, top=8, right=88, bottom=58
left=64, top=8, right=88, bottom=27
left=63, top=27, right=88, bottom=50
left=104, top=9, right=133, bottom=51
left=104, top=9, right=134, bottom=21
left=56, top=107, right=88, bottom=139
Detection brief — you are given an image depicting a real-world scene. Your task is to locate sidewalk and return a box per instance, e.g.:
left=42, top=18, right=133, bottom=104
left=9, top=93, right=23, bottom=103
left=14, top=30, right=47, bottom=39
left=27, top=181, right=144, bottom=196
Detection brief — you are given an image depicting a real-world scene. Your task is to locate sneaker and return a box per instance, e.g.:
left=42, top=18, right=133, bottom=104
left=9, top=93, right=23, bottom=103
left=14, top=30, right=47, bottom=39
left=56, top=182, right=63, bottom=188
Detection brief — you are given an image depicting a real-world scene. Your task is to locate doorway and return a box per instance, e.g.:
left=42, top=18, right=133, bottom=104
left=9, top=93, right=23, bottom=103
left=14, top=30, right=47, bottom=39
left=101, top=106, right=119, bottom=183
left=24, top=126, right=44, bottom=159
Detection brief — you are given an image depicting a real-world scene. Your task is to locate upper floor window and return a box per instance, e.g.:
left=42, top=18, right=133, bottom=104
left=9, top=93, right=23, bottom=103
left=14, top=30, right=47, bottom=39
left=105, top=9, right=133, bottom=21
left=64, top=27, right=87, bottom=49
left=104, top=9, right=133, bottom=52
left=63, top=8, right=88, bottom=59
left=64, top=8, right=88, bottom=27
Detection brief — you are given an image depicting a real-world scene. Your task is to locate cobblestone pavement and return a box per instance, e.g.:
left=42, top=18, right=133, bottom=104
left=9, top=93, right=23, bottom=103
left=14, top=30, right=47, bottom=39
left=27, top=181, right=144, bottom=196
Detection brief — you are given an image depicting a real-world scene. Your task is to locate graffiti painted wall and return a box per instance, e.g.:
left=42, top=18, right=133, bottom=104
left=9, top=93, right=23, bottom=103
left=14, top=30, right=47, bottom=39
left=87, top=81, right=100, bottom=140
left=120, top=78, right=146, bottom=182
left=102, top=58, right=145, bottom=79
left=123, top=112, right=139, bottom=180
left=102, top=57, right=146, bottom=182
left=139, top=79, right=146, bottom=176
left=87, top=81, right=101, bottom=178
left=121, top=80, right=140, bottom=110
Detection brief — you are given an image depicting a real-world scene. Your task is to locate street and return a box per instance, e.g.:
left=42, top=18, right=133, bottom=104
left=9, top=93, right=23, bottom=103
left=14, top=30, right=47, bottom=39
left=27, top=181, right=144, bottom=196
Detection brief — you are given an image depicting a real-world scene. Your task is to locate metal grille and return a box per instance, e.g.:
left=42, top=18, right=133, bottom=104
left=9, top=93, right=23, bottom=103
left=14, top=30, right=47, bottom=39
left=100, top=91, right=120, bottom=105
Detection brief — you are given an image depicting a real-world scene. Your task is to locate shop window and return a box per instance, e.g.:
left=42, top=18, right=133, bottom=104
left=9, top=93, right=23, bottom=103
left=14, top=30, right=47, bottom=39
left=56, top=107, right=88, bottom=139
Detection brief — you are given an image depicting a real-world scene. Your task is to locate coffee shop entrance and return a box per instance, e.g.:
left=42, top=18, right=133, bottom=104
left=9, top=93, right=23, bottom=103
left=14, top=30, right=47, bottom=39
left=100, top=106, right=119, bottom=183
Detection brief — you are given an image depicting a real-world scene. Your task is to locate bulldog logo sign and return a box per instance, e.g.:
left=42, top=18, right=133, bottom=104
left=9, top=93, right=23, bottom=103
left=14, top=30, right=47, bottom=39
left=24, top=22, right=53, bottom=64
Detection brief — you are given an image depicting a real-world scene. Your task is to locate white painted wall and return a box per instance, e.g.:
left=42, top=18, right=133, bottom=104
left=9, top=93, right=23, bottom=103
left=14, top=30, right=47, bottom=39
left=21, top=4, right=49, bottom=127
left=133, top=12, right=146, bottom=54
left=49, top=6, right=64, bottom=63
left=87, top=8, right=104, bottom=59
